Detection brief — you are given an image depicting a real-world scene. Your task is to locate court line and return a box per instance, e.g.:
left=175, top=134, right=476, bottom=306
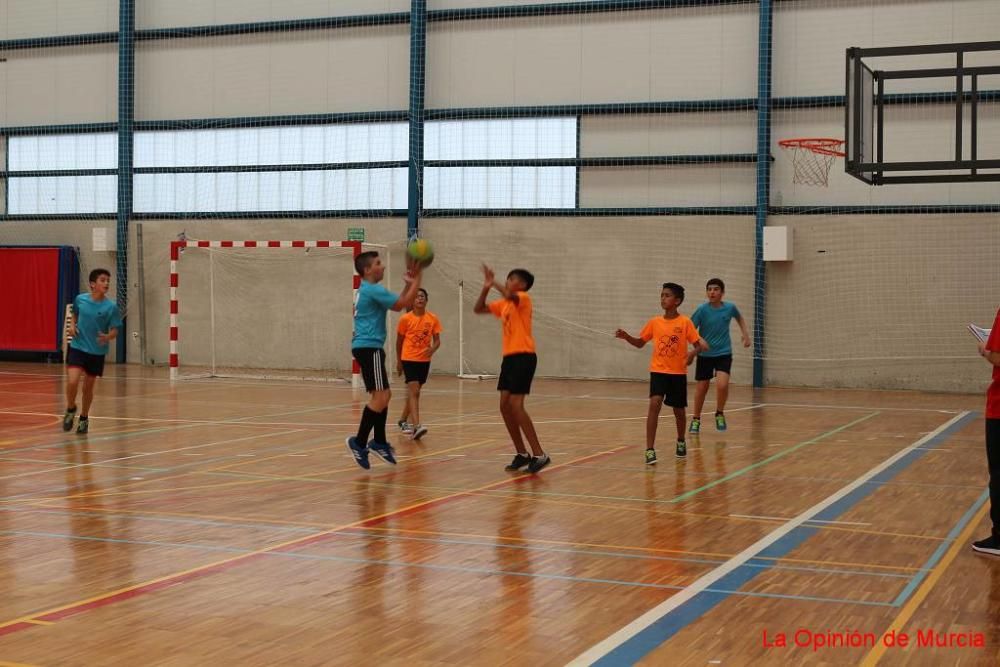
left=889, top=488, right=990, bottom=606
left=0, top=429, right=306, bottom=482
left=0, top=457, right=167, bottom=473
left=0, top=527, right=897, bottom=611
left=730, top=513, right=871, bottom=527
left=0, top=368, right=978, bottom=413
left=569, top=409, right=976, bottom=666
left=336, top=530, right=913, bottom=579
left=669, top=411, right=880, bottom=503
left=3, top=502, right=911, bottom=579
left=0, top=446, right=626, bottom=636
left=22, top=437, right=498, bottom=504
left=358, top=526, right=924, bottom=574
left=0, top=398, right=373, bottom=457
left=14, top=503, right=921, bottom=578
left=457, top=490, right=944, bottom=543
left=860, top=494, right=990, bottom=666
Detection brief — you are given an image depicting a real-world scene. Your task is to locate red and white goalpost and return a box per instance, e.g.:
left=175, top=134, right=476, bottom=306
left=169, top=239, right=389, bottom=385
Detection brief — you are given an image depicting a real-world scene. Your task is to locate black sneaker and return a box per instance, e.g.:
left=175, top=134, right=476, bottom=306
left=76, top=417, right=89, bottom=435
left=527, top=454, right=551, bottom=474
left=368, top=440, right=397, bottom=465
left=345, top=436, right=370, bottom=470
left=972, top=536, right=1000, bottom=556
left=62, top=407, right=77, bottom=432
left=504, top=453, right=532, bottom=471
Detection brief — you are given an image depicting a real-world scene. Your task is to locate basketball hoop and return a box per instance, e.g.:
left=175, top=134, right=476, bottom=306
left=779, top=138, right=845, bottom=187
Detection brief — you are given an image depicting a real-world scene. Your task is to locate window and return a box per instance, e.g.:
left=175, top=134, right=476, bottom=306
left=6, top=134, right=117, bottom=214
left=133, top=124, right=409, bottom=212
left=4, top=117, right=579, bottom=214
left=424, top=118, right=576, bottom=208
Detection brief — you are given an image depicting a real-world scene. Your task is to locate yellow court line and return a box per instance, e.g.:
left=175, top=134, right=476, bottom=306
left=21, top=438, right=497, bottom=503
left=0, top=661, right=45, bottom=667
left=458, top=489, right=948, bottom=543
left=0, top=446, right=623, bottom=633
left=0, top=427, right=308, bottom=484
left=28, top=503, right=336, bottom=530
left=66, top=433, right=494, bottom=500
left=860, top=501, right=990, bottom=666
left=358, top=525, right=924, bottom=574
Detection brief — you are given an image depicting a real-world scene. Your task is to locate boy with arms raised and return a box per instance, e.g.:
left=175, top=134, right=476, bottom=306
left=346, top=252, right=423, bottom=470
left=474, top=265, right=550, bottom=474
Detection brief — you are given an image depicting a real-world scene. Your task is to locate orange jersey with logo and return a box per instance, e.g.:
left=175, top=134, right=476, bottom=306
left=487, top=292, right=535, bottom=356
left=639, top=314, right=700, bottom=374
left=397, top=311, right=442, bottom=362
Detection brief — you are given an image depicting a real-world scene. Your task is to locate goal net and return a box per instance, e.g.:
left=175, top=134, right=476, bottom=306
left=170, top=239, right=393, bottom=384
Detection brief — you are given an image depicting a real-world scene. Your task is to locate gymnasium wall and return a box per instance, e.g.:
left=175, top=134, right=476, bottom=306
left=1, top=0, right=997, bottom=391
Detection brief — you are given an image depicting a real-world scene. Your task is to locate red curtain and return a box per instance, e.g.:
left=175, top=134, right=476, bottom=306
left=0, top=248, right=60, bottom=351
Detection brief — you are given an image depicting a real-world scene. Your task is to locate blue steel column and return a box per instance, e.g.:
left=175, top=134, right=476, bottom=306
left=407, top=0, right=426, bottom=238
left=116, top=0, right=135, bottom=362
left=753, top=0, right=773, bottom=388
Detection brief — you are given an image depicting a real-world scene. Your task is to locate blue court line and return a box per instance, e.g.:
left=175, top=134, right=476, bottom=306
left=591, top=410, right=980, bottom=666
left=0, top=529, right=894, bottom=608
left=891, top=488, right=989, bottom=606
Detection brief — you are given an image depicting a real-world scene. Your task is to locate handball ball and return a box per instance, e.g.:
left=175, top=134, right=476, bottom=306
left=406, top=238, right=434, bottom=267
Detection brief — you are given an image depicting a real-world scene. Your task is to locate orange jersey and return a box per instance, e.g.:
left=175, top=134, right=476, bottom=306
left=487, top=292, right=535, bottom=356
left=397, top=311, right=442, bottom=362
left=639, top=314, right=701, bottom=374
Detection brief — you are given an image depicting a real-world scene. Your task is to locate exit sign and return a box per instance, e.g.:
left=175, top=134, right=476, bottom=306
left=347, top=228, right=365, bottom=242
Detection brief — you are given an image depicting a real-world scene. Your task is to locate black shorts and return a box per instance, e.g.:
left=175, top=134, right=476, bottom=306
left=66, top=346, right=106, bottom=378
left=650, top=372, right=687, bottom=408
left=497, top=353, right=537, bottom=395
left=401, top=360, right=431, bottom=385
left=353, top=348, right=389, bottom=393
left=695, top=354, right=733, bottom=382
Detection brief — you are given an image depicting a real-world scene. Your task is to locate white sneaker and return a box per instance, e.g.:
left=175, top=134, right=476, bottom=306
left=411, top=425, right=428, bottom=440
left=398, top=420, right=413, bottom=433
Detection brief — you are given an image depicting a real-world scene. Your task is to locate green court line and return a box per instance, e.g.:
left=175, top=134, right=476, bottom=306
left=669, top=411, right=881, bottom=504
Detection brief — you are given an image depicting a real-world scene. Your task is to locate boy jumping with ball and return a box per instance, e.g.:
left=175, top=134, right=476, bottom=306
left=345, top=251, right=424, bottom=470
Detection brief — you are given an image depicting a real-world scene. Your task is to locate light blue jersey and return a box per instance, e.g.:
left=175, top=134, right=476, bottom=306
left=691, top=301, right=741, bottom=358
left=70, top=293, right=122, bottom=356
left=352, top=280, right=399, bottom=349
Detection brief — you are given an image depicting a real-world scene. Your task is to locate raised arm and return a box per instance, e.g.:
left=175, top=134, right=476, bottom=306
left=474, top=264, right=509, bottom=313
left=391, top=265, right=423, bottom=312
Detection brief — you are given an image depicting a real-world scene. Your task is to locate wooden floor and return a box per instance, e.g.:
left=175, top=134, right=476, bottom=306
left=0, top=362, right=997, bottom=666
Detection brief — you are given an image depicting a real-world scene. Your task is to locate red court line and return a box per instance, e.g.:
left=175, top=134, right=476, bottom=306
left=0, top=622, right=36, bottom=637
left=0, top=446, right=625, bottom=636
